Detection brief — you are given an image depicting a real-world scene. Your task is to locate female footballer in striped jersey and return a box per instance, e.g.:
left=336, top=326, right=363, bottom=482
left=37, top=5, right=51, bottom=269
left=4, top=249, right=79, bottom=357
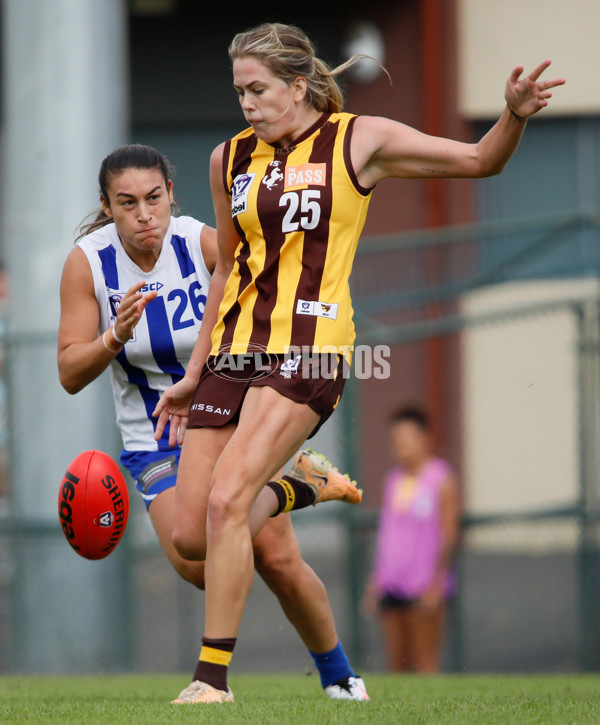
left=153, top=23, right=565, bottom=703
left=57, top=144, right=369, bottom=702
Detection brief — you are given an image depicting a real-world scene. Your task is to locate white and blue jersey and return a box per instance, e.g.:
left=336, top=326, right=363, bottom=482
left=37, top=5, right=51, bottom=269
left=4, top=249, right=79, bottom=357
left=78, top=215, right=211, bottom=506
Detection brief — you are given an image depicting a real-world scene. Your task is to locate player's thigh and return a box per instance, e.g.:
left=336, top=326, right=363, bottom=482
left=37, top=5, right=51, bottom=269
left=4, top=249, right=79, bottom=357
left=174, top=424, right=235, bottom=531
left=211, top=386, right=319, bottom=511
left=147, top=487, right=206, bottom=588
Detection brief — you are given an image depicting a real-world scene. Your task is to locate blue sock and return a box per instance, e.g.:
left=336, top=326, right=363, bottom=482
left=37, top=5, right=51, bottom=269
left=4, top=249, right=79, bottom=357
left=309, top=641, right=355, bottom=688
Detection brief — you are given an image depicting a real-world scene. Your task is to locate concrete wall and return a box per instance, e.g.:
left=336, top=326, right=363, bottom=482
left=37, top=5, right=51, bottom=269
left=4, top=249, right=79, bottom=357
left=458, top=0, right=600, bottom=118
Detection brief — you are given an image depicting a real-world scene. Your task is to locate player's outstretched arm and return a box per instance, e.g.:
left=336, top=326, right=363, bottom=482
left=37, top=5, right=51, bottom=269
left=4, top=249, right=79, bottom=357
left=354, top=60, right=565, bottom=187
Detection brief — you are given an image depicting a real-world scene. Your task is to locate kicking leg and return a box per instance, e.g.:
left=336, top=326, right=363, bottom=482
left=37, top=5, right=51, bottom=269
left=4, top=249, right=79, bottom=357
left=144, top=453, right=367, bottom=699
left=254, top=513, right=337, bottom=652
left=254, top=513, right=370, bottom=700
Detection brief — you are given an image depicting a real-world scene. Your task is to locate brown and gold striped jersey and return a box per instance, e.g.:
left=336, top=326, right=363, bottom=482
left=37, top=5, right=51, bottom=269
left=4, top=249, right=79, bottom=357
left=210, top=112, right=372, bottom=356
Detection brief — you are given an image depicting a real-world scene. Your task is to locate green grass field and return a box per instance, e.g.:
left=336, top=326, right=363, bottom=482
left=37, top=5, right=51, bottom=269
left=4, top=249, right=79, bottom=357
left=1, top=673, right=599, bottom=724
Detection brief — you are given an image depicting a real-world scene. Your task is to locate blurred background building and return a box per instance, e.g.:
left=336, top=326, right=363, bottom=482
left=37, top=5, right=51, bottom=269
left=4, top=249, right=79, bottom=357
left=1, top=0, right=600, bottom=675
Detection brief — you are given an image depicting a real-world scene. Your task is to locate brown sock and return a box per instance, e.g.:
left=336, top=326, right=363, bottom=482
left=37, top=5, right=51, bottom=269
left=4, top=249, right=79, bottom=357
left=266, top=475, right=317, bottom=516
left=192, top=636, right=236, bottom=692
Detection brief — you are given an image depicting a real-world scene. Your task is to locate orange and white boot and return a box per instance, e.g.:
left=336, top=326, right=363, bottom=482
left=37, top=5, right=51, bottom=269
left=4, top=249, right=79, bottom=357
left=289, top=449, right=362, bottom=505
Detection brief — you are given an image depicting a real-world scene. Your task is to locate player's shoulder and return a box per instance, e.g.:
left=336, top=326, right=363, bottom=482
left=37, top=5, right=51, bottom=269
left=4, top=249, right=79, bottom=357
left=171, top=214, right=200, bottom=233
left=217, top=127, right=256, bottom=162
left=352, top=114, right=387, bottom=137
left=75, top=222, right=116, bottom=252
left=230, top=126, right=255, bottom=143
left=330, top=111, right=358, bottom=124
left=169, top=215, right=214, bottom=274
left=60, top=244, right=95, bottom=296
left=170, top=215, right=205, bottom=245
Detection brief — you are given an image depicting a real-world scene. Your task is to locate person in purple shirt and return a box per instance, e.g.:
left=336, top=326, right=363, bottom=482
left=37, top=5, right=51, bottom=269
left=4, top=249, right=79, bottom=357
left=363, top=403, right=461, bottom=673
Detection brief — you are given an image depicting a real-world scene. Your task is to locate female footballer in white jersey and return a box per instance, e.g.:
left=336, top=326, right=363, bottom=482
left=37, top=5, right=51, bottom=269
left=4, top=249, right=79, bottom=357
left=57, top=144, right=369, bottom=700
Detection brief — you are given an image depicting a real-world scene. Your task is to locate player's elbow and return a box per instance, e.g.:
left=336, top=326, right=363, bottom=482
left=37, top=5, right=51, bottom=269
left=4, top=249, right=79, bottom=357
left=58, top=350, right=92, bottom=394
left=58, top=369, right=85, bottom=395
left=60, top=379, right=83, bottom=395
left=478, top=159, right=507, bottom=177
left=471, top=145, right=510, bottom=178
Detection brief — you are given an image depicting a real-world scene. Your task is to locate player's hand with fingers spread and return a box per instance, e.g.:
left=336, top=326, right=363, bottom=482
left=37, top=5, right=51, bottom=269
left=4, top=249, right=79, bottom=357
left=113, top=280, right=158, bottom=343
left=504, top=60, right=566, bottom=121
left=152, top=375, right=199, bottom=446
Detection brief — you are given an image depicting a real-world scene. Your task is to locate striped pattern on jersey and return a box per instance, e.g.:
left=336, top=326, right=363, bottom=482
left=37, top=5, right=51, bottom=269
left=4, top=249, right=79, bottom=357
left=210, top=112, right=372, bottom=356
left=77, top=216, right=210, bottom=451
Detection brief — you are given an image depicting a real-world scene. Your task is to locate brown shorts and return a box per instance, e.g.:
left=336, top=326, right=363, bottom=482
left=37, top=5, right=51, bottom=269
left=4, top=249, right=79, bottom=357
left=187, top=353, right=349, bottom=438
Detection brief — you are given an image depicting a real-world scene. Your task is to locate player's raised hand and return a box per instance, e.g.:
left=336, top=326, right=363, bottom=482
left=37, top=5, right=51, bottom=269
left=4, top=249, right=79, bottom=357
left=113, top=280, right=157, bottom=342
left=504, top=60, right=565, bottom=120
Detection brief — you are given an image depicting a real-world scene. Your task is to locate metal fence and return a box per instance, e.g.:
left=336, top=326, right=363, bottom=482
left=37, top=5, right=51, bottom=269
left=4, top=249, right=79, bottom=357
left=346, top=293, right=600, bottom=672
left=1, top=211, right=600, bottom=675
left=347, top=210, right=600, bottom=673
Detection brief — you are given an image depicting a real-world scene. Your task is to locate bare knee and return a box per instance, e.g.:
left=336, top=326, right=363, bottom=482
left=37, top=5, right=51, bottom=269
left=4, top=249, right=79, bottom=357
left=255, top=543, right=293, bottom=578
left=254, top=540, right=304, bottom=596
left=206, top=482, right=250, bottom=536
left=171, top=558, right=206, bottom=590
left=171, top=475, right=246, bottom=559
left=172, top=526, right=207, bottom=561
left=147, top=489, right=207, bottom=577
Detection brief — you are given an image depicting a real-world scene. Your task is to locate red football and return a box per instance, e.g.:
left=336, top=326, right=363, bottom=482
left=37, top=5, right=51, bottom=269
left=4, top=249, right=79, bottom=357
left=58, top=450, right=130, bottom=560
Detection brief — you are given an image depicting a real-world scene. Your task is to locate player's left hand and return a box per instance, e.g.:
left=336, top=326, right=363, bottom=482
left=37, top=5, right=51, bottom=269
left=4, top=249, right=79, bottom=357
left=504, top=60, right=565, bottom=119
left=152, top=375, right=198, bottom=446
left=113, top=280, right=157, bottom=343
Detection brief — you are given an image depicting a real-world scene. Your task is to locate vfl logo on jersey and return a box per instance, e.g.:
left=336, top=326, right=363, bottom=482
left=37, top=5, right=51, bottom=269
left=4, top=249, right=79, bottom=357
left=107, top=290, right=137, bottom=343
left=232, top=172, right=256, bottom=217
left=296, top=299, right=338, bottom=320
left=108, top=292, right=123, bottom=318
left=262, top=160, right=284, bottom=190
left=285, top=163, right=326, bottom=190
left=279, top=354, right=302, bottom=379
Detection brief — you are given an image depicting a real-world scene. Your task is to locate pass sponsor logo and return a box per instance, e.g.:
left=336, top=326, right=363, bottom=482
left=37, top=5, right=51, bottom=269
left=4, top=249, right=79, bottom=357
left=284, top=163, right=326, bottom=190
